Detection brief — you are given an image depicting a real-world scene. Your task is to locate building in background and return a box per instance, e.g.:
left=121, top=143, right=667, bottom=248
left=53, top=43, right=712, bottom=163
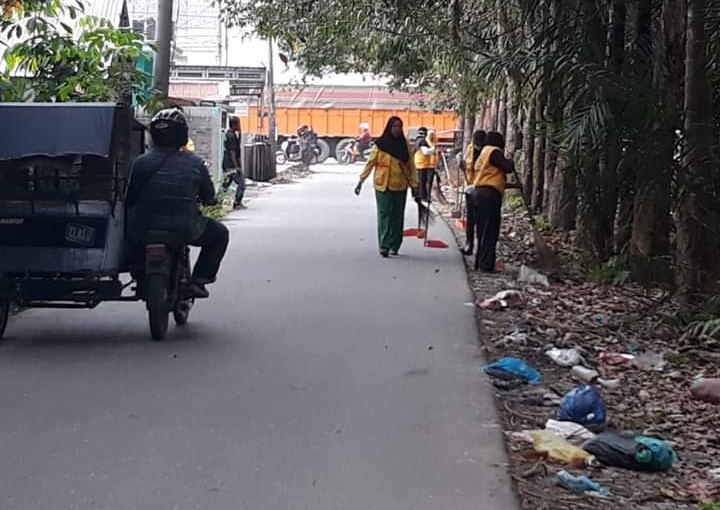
left=127, top=0, right=224, bottom=65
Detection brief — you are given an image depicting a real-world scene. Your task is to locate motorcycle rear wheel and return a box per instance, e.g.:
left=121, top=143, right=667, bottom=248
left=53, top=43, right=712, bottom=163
left=0, top=301, right=9, bottom=340
left=147, top=275, right=170, bottom=341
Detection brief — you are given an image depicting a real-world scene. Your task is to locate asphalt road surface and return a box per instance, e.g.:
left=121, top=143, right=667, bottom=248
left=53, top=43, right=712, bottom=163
left=0, top=164, right=517, bottom=510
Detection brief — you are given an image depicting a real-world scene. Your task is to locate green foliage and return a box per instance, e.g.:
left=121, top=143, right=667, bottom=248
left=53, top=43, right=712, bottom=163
left=533, top=214, right=552, bottom=232
left=201, top=204, right=229, bottom=221
left=586, top=255, right=631, bottom=286
left=681, top=295, right=720, bottom=343
left=503, top=193, right=525, bottom=212
left=1, top=0, right=154, bottom=104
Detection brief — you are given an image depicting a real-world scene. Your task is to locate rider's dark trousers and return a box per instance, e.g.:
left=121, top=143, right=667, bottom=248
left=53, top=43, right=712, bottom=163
left=190, top=218, right=229, bottom=282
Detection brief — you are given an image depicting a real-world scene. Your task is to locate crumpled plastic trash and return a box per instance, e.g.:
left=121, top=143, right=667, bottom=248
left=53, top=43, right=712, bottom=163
left=691, top=377, right=720, bottom=403
left=545, top=419, right=595, bottom=444
left=557, top=385, right=606, bottom=431
left=517, top=265, right=550, bottom=287
left=632, top=351, right=668, bottom=371
left=583, top=431, right=677, bottom=472
left=599, top=351, right=635, bottom=365
left=528, top=430, right=595, bottom=467
left=483, top=357, right=542, bottom=385
left=476, top=290, right=525, bottom=311
left=546, top=348, right=584, bottom=367
left=555, top=470, right=610, bottom=498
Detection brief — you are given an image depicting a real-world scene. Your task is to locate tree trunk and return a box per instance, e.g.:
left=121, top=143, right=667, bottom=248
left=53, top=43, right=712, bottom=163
left=463, top=105, right=475, bottom=148
left=488, top=98, right=499, bottom=131
left=676, top=0, right=718, bottom=296
left=475, top=101, right=487, bottom=133
left=549, top=160, right=577, bottom=231
left=497, top=93, right=507, bottom=137
left=629, top=0, right=675, bottom=283
left=531, top=89, right=546, bottom=212
left=506, top=73, right=521, bottom=157
left=522, top=100, right=536, bottom=199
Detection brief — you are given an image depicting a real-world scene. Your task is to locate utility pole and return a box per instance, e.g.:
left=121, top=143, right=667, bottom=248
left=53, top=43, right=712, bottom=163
left=267, top=37, right=277, bottom=149
left=153, top=0, right=174, bottom=97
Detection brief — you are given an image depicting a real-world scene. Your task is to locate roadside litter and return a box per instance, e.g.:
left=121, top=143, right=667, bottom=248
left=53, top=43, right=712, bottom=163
left=583, top=431, right=677, bottom=472
left=599, top=351, right=635, bottom=366
left=528, top=430, right=595, bottom=467
left=691, top=377, right=720, bottom=403
left=555, top=470, right=611, bottom=498
left=517, top=265, right=550, bottom=287
left=545, top=419, right=595, bottom=444
left=571, top=365, right=600, bottom=383
left=546, top=348, right=584, bottom=367
left=476, top=290, right=525, bottom=311
left=631, top=351, right=668, bottom=371
left=557, top=385, right=606, bottom=431
left=483, top=357, right=541, bottom=385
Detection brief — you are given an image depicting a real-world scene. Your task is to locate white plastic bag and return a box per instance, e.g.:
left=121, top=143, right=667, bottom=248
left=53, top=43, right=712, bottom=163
left=545, top=419, right=596, bottom=444
left=517, top=265, right=550, bottom=287
left=546, top=348, right=584, bottom=367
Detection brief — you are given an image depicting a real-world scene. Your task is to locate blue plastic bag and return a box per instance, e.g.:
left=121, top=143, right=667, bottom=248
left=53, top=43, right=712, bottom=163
left=555, top=470, right=610, bottom=497
left=483, top=357, right=542, bottom=385
left=557, top=385, right=606, bottom=430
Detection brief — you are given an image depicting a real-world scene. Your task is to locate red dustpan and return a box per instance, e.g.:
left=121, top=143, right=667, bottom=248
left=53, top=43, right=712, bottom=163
left=403, top=201, right=426, bottom=237
left=419, top=199, right=448, bottom=249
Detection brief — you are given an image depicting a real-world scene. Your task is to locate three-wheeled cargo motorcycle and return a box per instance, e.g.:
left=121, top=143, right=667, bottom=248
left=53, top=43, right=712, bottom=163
left=0, top=102, right=196, bottom=341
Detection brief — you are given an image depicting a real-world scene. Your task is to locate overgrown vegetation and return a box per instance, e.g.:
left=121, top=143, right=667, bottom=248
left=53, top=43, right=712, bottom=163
left=1, top=0, right=153, bottom=104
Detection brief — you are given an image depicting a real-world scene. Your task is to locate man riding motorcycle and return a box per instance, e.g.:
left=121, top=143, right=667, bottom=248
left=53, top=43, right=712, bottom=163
left=354, top=122, right=372, bottom=156
left=126, top=108, right=230, bottom=298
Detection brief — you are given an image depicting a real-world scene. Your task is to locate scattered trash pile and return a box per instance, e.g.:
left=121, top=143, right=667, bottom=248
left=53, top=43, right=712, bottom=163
left=433, top=194, right=720, bottom=509
left=472, top=267, right=720, bottom=509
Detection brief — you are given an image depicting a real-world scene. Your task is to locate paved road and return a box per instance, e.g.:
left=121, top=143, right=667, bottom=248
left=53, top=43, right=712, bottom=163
left=0, top=165, right=516, bottom=510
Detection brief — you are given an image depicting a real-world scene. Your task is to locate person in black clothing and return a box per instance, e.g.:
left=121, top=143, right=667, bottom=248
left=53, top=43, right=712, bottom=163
left=460, top=130, right=486, bottom=256
left=220, top=116, right=246, bottom=209
left=127, top=108, right=229, bottom=298
left=470, top=131, right=519, bottom=272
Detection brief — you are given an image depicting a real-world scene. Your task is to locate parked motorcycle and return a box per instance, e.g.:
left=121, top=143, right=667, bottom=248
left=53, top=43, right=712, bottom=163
left=336, top=138, right=374, bottom=164
left=275, top=125, right=330, bottom=165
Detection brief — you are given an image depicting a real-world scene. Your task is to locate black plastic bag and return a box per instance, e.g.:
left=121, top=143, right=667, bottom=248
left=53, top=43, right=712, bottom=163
left=583, top=432, right=645, bottom=470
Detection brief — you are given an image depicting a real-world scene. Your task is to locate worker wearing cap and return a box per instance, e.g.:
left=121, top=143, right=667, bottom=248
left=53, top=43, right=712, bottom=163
left=414, top=127, right=437, bottom=201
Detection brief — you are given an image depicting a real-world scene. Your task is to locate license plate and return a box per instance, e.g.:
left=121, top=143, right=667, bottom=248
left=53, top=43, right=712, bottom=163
left=64, top=223, right=96, bottom=246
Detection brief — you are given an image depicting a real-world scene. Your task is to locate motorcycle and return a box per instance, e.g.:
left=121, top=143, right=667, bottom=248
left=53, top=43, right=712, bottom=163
left=275, top=126, right=330, bottom=165
left=337, top=139, right=374, bottom=165
left=138, top=231, right=195, bottom=340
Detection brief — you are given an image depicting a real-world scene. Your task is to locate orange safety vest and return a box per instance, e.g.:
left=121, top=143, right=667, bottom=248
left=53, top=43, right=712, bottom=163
left=473, top=145, right=506, bottom=195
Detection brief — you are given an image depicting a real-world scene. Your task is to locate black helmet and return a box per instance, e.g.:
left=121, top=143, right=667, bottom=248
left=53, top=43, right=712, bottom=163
left=150, top=108, right=189, bottom=148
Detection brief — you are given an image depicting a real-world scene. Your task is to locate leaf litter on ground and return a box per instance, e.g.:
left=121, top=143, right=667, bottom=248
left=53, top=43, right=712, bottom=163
left=433, top=189, right=720, bottom=510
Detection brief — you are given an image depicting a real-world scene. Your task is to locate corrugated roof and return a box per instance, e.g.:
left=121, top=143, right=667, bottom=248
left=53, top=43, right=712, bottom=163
left=274, top=86, right=427, bottom=109
left=168, top=82, right=221, bottom=100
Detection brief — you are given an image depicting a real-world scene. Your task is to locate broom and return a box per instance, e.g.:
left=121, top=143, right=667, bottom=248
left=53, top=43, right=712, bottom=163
left=400, top=162, right=434, bottom=238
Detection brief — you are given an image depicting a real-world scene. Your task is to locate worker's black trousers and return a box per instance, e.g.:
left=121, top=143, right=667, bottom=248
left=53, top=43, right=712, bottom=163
left=416, top=168, right=435, bottom=201
left=464, top=189, right=476, bottom=250
left=471, top=186, right=503, bottom=272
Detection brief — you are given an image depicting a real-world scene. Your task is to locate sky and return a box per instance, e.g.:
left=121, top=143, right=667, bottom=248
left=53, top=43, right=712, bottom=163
left=1, top=0, right=387, bottom=87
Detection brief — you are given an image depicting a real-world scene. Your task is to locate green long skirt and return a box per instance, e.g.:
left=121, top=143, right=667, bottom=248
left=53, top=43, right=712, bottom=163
left=375, top=189, right=408, bottom=251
